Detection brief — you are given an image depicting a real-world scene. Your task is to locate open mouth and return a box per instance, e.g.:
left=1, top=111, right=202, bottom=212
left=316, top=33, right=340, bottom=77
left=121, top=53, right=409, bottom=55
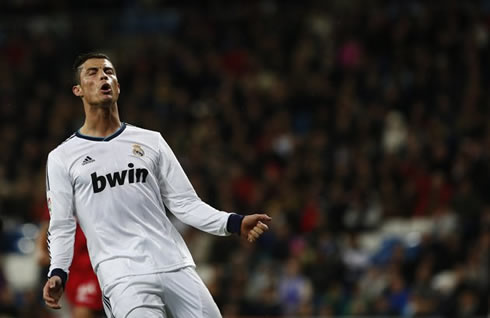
left=100, top=83, right=112, bottom=94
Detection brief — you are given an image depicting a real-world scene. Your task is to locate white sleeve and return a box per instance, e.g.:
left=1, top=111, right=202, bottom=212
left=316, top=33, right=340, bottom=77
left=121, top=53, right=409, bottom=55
left=157, top=134, right=231, bottom=236
left=46, top=151, right=76, bottom=277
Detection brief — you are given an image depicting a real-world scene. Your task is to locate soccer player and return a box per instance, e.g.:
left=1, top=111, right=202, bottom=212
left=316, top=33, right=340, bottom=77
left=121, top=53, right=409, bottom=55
left=42, top=52, right=271, bottom=318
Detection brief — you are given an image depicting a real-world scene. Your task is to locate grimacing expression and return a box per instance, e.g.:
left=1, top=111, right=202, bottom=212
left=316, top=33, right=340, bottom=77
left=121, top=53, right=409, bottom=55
left=73, top=58, right=120, bottom=106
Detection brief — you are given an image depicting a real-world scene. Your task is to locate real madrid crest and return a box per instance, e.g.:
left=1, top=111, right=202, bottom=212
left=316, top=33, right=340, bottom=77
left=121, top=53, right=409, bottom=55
left=132, top=144, right=145, bottom=157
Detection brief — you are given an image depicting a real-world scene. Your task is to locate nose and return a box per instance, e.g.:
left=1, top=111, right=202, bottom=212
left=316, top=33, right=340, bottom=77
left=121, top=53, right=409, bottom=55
left=100, top=72, right=108, bottom=80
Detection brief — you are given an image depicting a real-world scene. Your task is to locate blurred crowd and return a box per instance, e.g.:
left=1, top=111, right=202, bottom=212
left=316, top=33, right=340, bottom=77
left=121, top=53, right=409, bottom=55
left=1, top=0, right=489, bottom=317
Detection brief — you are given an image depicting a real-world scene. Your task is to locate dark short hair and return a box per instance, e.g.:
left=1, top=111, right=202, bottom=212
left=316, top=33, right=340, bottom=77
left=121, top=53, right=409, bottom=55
left=72, top=52, right=112, bottom=85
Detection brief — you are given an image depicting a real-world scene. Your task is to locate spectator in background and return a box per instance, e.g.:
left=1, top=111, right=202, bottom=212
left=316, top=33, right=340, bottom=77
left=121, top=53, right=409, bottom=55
left=278, top=257, right=312, bottom=315
left=0, top=268, right=18, bottom=317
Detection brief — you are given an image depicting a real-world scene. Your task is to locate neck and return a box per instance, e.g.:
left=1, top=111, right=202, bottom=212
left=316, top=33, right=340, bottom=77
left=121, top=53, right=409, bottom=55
left=80, top=102, right=122, bottom=137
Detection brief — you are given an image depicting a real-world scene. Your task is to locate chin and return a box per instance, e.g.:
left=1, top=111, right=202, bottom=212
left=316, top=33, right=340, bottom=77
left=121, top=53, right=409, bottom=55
left=97, top=99, right=114, bottom=108
left=101, top=95, right=116, bottom=103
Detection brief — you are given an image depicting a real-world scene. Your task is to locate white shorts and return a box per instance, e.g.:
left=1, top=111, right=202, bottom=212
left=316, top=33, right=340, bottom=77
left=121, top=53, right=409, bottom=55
left=102, top=266, right=222, bottom=318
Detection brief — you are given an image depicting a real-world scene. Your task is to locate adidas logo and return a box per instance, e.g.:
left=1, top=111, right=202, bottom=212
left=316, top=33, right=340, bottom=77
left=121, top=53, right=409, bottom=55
left=82, top=156, right=95, bottom=165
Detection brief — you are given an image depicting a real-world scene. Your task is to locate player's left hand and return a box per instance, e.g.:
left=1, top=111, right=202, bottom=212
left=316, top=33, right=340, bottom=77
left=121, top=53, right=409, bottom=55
left=241, top=214, right=271, bottom=242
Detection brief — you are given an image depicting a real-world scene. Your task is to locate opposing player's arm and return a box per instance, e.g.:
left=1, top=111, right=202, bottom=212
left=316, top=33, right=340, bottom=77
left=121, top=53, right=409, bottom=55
left=43, top=152, right=77, bottom=309
left=36, top=221, right=50, bottom=267
left=156, top=134, right=271, bottom=240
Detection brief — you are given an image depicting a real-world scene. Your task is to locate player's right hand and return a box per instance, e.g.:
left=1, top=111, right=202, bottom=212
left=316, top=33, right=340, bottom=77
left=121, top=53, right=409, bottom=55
left=43, top=276, right=63, bottom=309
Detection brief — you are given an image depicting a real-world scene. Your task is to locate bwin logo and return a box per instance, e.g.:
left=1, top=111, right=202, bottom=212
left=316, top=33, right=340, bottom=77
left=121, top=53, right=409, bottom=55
left=91, top=163, right=148, bottom=193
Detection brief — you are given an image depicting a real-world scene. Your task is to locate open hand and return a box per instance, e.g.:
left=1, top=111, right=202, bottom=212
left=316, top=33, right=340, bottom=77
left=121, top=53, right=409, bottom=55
left=241, top=214, right=271, bottom=242
left=43, top=276, right=63, bottom=309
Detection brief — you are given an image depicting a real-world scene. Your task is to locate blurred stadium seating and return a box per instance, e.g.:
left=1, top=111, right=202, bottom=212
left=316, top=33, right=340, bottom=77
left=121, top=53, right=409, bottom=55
left=0, top=0, right=489, bottom=317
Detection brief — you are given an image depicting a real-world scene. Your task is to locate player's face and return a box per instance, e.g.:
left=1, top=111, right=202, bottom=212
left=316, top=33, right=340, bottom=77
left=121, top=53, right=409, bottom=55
left=73, top=58, right=120, bottom=107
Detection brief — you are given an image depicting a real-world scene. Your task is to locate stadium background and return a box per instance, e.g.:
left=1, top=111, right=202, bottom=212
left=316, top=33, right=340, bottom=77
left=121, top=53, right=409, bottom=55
left=0, top=0, right=489, bottom=317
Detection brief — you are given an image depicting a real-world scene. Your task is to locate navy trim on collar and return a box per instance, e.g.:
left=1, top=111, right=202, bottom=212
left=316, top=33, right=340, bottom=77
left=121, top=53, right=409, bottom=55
left=76, top=122, right=127, bottom=142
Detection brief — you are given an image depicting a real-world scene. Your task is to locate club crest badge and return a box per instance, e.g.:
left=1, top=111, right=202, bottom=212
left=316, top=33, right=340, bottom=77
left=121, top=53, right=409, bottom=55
left=132, top=144, right=145, bottom=157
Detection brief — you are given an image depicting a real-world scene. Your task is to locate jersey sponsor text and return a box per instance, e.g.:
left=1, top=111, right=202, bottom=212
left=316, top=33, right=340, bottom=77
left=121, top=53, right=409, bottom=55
left=91, top=163, right=148, bottom=193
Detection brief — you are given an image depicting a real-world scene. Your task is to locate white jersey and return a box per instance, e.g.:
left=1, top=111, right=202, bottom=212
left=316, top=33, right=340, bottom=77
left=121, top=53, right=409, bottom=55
left=46, top=123, right=232, bottom=288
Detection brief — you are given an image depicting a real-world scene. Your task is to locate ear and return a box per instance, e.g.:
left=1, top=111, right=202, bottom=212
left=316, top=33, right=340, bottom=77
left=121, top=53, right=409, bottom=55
left=117, top=82, right=120, bottom=95
left=72, top=84, right=83, bottom=97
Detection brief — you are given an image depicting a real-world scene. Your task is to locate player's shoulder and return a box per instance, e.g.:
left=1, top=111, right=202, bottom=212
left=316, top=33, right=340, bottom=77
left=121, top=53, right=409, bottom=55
left=125, top=122, right=160, bottom=135
left=124, top=123, right=163, bottom=140
left=48, top=133, right=78, bottom=161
